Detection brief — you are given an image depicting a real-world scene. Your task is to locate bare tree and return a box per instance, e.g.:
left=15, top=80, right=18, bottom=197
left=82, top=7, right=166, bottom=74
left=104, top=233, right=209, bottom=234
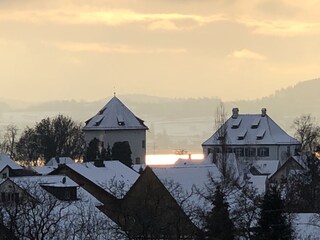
left=292, top=114, right=320, bottom=153
left=212, top=102, right=229, bottom=178
left=0, top=180, right=116, bottom=240
left=0, top=125, right=18, bottom=159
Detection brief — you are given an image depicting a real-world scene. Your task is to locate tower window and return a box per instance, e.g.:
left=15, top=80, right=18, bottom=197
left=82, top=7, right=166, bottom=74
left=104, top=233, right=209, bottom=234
left=117, top=115, right=125, bottom=126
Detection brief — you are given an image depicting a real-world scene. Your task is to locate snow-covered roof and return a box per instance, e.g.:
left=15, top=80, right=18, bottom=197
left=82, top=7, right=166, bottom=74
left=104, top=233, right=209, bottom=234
left=83, top=96, right=148, bottom=131
left=0, top=175, right=122, bottom=239
left=252, top=160, right=279, bottom=176
left=152, top=163, right=221, bottom=201
left=246, top=174, right=267, bottom=195
left=0, top=154, right=23, bottom=172
left=202, top=110, right=300, bottom=146
left=46, top=157, right=74, bottom=166
left=11, top=175, right=79, bottom=189
left=66, top=161, right=140, bottom=197
left=32, top=166, right=57, bottom=175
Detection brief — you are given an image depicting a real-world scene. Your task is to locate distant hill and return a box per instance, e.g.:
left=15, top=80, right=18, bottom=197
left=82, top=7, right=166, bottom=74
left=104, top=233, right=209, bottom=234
left=1, top=78, right=320, bottom=153
left=226, top=78, right=320, bottom=123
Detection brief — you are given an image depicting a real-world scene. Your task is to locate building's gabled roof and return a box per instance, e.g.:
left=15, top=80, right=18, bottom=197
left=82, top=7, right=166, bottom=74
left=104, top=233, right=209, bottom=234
left=46, top=157, right=74, bottom=166
left=83, top=96, right=148, bottom=131
left=202, top=109, right=300, bottom=146
left=250, top=160, right=279, bottom=176
left=63, top=161, right=140, bottom=198
left=0, top=154, right=23, bottom=172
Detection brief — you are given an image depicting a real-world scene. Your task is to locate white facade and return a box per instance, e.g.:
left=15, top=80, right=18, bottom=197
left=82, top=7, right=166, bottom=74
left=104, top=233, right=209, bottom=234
left=202, top=108, right=301, bottom=165
left=83, top=96, right=148, bottom=164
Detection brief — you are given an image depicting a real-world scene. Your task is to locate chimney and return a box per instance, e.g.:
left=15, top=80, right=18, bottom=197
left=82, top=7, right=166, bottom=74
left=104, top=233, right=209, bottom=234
left=232, top=108, right=239, bottom=119
left=261, top=108, right=267, bottom=117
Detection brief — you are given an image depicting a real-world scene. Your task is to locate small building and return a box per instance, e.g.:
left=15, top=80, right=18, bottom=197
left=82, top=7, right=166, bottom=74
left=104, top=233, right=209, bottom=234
left=202, top=108, right=301, bottom=165
left=46, top=157, right=74, bottom=166
left=269, top=156, right=306, bottom=184
left=83, top=96, right=148, bottom=164
left=50, top=161, right=198, bottom=238
left=0, top=154, right=23, bottom=179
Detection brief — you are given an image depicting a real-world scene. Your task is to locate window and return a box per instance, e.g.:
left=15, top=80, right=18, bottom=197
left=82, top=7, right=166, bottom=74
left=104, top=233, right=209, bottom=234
left=0, top=192, right=20, bottom=203
left=256, top=129, right=266, bottom=140
left=232, top=118, right=242, bottom=129
left=93, top=115, right=104, bottom=126
left=2, top=173, right=7, bottom=178
left=215, top=147, right=222, bottom=153
left=136, top=158, right=141, bottom=164
left=142, top=140, right=146, bottom=149
left=257, top=147, right=269, bottom=157
left=234, top=148, right=244, bottom=157
left=245, top=148, right=256, bottom=157
left=251, top=118, right=261, bottom=129
left=117, top=115, right=125, bottom=126
left=64, top=191, right=71, bottom=200
left=227, top=148, right=233, bottom=153
left=287, top=146, right=291, bottom=156
left=238, top=130, right=247, bottom=140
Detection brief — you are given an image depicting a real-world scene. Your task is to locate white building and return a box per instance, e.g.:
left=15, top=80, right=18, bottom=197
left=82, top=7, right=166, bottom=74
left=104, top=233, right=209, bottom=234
left=83, top=96, right=148, bottom=164
left=202, top=108, right=301, bottom=165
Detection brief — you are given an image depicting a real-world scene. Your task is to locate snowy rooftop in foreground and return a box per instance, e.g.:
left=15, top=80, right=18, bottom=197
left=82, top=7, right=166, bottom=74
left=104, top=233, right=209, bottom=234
left=66, top=161, right=140, bottom=196
left=252, top=160, right=279, bottom=176
left=8, top=175, right=101, bottom=205
left=0, top=154, right=23, bottom=172
left=33, top=165, right=57, bottom=175
left=152, top=163, right=221, bottom=202
left=202, top=111, right=300, bottom=146
left=83, top=96, right=148, bottom=131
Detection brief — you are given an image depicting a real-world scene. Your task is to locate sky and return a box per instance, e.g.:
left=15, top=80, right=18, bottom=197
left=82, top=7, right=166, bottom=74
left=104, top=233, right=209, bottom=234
left=0, top=0, right=319, bottom=102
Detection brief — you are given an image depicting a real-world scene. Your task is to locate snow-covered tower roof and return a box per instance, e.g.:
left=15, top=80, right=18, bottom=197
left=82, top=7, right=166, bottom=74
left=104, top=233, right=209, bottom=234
left=202, top=108, right=300, bottom=146
left=83, top=96, right=148, bottom=131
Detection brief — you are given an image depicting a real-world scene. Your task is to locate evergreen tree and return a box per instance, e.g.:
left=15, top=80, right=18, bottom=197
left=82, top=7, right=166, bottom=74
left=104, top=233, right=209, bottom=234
left=85, top=138, right=100, bottom=162
left=111, top=141, right=132, bottom=167
left=254, top=187, right=294, bottom=240
left=105, top=144, right=112, bottom=160
left=286, top=153, right=320, bottom=212
left=204, top=185, right=234, bottom=240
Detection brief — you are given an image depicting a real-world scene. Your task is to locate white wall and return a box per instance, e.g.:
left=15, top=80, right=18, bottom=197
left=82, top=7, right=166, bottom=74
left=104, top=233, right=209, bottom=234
left=84, top=129, right=146, bottom=164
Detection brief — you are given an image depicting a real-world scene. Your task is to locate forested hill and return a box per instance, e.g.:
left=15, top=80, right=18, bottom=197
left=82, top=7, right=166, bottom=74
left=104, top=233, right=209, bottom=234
left=1, top=78, right=320, bottom=129
left=226, top=78, right=320, bottom=120
left=1, top=78, right=320, bottom=152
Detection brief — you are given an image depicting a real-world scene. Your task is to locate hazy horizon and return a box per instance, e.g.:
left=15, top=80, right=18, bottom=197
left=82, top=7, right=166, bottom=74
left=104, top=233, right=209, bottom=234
left=1, top=1, right=319, bottom=102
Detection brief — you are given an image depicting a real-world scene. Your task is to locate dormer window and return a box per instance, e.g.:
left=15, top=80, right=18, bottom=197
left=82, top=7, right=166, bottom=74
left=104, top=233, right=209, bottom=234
left=94, top=115, right=104, bottom=126
left=232, top=118, right=242, bottom=129
left=256, top=129, right=266, bottom=140
left=251, top=118, right=261, bottom=129
left=238, top=130, right=247, bottom=140
left=99, top=108, right=106, bottom=115
left=117, top=115, right=125, bottom=126
left=41, top=185, right=77, bottom=201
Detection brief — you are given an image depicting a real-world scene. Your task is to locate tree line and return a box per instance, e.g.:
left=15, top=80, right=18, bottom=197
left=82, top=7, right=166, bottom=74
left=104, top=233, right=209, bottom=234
left=0, top=114, right=133, bottom=167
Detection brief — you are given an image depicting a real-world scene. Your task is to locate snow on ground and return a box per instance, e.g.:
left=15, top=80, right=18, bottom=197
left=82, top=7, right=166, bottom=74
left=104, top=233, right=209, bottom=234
left=294, top=213, right=320, bottom=239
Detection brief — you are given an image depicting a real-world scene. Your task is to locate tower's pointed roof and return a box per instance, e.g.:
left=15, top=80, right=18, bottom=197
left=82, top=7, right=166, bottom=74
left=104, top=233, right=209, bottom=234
left=83, top=96, right=148, bottom=131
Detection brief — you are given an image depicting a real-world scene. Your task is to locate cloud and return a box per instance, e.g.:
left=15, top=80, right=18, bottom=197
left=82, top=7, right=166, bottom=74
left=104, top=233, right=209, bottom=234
left=53, top=42, right=187, bottom=54
left=238, top=17, right=320, bottom=36
left=0, top=9, right=225, bottom=30
left=148, top=20, right=180, bottom=31
left=229, top=49, right=267, bottom=60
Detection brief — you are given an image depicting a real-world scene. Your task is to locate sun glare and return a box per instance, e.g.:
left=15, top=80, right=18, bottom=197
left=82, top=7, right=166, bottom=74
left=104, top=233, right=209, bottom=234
left=146, top=153, right=204, bottom=165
